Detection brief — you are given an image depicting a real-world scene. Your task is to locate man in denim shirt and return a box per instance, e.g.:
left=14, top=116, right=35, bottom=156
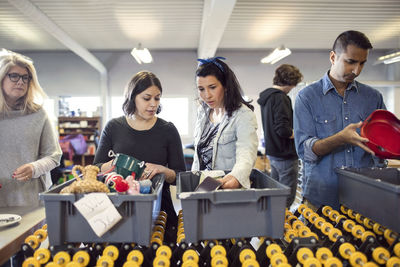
left=294, top=30, right=386, bottom=210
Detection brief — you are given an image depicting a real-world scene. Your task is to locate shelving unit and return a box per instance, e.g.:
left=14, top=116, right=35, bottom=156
left=58, top=116, right=101, bottom=165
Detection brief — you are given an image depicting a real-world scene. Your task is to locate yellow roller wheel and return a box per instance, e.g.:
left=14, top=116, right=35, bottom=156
left=347, top=209, right=356, bottom=219
left=343, top=219, right=355, bottom=233
left=153, top=255, right=170, bottom=267
left=122, top=261, right=140, bottom=267
left=361, top=231, right=376, bottom=243
left=355, top=213, right=364, bottom=224
left=25, top=235, right=39, bottom=249
left=309, top=212, right=318, bottom=224
left=325, top=257, right=343, bottom=267
left=321, top=222, right=334, bottom=236
left=316, top=247, right=333, bottom=264
left=364, top=262, right=379, bottom=267
left=387, top=257, right=400, bottom=267
left=322, top=205, right=332, bottom=217
left=292, top=220, right=304, bottom=231
left=270, top=253, right=287, bottom=267
left=211, top=255, right=228, bottom=267
left=103, top=245, right=119, bottom=261
left=352, top=225, right=365, bottom=239
left=159, top=210, right=167, bottom=217
left=65, top=262, right=80, bottom=267
left=156, top=245, right=172, bottom=259
left=23, top=257, right=40, bottom=267
left=177, top=227, right=185, bottom=236
left=34, top=229, right=48, bottom=243
left=284, top=229, right=297, bottom=243
left=328, top=228, right=342, bottom=242
left=177, top=233, right=186, bottom=244
left=182, top=249, right=199, bottom=263
left=284, top=223, right=292, bottom=231
left=372, top=247, right=390, bottom=265
left=72, top=250, right=90, bottom=266
left=373, top=223, right=384, bottom=235
left=298, top=204, right=307, bottom=214
left=266, top=244, right=282, bottom=259
left=157, top=214, right=167, bottom=223
left=126, top=250, right=144, bottom=265
left=181, top=259, right=199, bottom=267
left=297, top=247, right=314, bottom=264
left=152, top=231, right=164, bottom=242
left=340, top=205, right=348, bottom=215
left=211, top=245, right=226, bottom=258
left=239, top=248, right=256, bottom=263
left=314, top=217, right=326, bottom=230
left=349, top=252, right=367, bottom=267
left=97, top=255, right=114, bottom=267
left=329, top=210, right=339, bottom=222
left=298, top=226, right=311, bottom=238
left=242, top=259, right=259, bottom=267
left=384, top=229, right=396, bottom=245
left=54, top=251, right=71, bottom=266
left=304, top=257, right=322, bottom=267
left=155, top=218, right=166, bottom=228
left=45, top=263, right=61, bottom=267
left=33, top=248, right=51, bottom=264
left=303, top=208, right=313, bottom=220
left=153, top=224, right=165, bottom=234
left=339, top=243, right=355, bottom=260
left=42, top=224, right=48, bottom=230
left=336, top=215, right=347, bottom=225
left=307, top=232, right=319, bottom=241
left=151, top=236, right=163, bottom=246
left=276, top=264, right=291, bottom=267
left=363, top=218, right=373, bottom=229
left=393, top=243, right=400, bottom=257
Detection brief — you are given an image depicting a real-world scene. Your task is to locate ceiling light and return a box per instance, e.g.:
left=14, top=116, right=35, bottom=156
left=261, top=45, right=292, bottom=64
left=377, top=51, right=400, bottom=64
left=130, top=43, right=153, bottom=64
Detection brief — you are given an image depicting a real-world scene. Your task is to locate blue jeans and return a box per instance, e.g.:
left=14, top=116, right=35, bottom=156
left=268, top=156, right=298, bottom=208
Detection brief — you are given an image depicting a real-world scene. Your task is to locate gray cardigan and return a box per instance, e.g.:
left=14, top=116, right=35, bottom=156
left=192, top=103, right=258, bottom=188
left=0, top=108, right=61, bottom=207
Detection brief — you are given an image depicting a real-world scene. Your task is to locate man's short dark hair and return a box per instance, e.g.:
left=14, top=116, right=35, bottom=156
left=333, top=30, right=373, bottom=54
left=273, top=64, right=303, bottom=86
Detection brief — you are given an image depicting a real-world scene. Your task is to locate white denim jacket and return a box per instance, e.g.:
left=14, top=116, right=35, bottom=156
left=191, top=102, right=258, bottom=188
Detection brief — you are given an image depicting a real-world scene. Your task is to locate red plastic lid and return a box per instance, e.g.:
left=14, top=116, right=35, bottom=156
left=360, top=109, right=400, bottom=159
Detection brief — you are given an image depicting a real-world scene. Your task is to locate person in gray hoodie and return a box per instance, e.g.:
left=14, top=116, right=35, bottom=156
left=257, top=64, right=303, bottom=207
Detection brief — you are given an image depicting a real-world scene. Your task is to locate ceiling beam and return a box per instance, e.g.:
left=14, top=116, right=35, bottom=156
left=8, top=0, right=111, bottom=124
left=198, top=0, right=237, bottom=59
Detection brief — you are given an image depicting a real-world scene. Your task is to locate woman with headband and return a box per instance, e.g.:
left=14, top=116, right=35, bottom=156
left=192, top=57, right=258, bottom=189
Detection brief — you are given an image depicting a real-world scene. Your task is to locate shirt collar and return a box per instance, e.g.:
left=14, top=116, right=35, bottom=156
left=322, top=71, right=359, bottom=95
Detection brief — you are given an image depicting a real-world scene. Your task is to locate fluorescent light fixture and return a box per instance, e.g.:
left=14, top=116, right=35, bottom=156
left=261, top=45, right=292, bottom=64
left=377, top=51, right=400, bottom=64
left=130, top=43, right=153, bottom=64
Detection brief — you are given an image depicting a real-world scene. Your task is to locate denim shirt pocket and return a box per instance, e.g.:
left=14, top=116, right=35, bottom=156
left=217, top=131, right=237, bottom=158
left=314, top=114, right=337, bottom=138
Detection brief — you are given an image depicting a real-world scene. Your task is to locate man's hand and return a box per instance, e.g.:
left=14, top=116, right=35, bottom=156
left=338, top=122, right=375, bottom=155
left=220, top=174, right=241, bottom=189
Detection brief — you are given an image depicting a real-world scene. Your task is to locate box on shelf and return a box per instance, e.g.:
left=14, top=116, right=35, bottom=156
left=39, top=174, right=164, bottom=246
left=176, top=169, right=290, bottom=243
left=336, top=167, right=400, bottom=232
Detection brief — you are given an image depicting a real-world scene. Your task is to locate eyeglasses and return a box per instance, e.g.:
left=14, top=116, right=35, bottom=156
left=7, top=73, right=31, bottom=84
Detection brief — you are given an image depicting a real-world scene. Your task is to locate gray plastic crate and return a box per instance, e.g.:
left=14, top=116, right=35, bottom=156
left=336, top=167, right=400, bottom=232
left=176, top=169, right=290, bottom=243
left=39, top=174, right=164, bottom=246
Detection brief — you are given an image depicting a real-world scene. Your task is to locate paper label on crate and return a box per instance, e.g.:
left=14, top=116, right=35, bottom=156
left=74, top=193, right=122, bottom=237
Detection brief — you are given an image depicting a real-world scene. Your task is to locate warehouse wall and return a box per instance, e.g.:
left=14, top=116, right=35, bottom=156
left=23, top=49, right=399, bottom=144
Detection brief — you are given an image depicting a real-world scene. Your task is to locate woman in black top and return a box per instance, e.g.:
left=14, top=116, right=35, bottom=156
left=94, top=71, right=186, bottom=243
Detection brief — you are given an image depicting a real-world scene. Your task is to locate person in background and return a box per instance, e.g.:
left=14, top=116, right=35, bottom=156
left=0, top=49, right=62, bottom=207
left=192, top=57, right=258, bottom=189
left=257, top=64, right=303, bottom=208
left=94, top=71, right=186, bottom=243
left=294, top=30, right=386, bottom=210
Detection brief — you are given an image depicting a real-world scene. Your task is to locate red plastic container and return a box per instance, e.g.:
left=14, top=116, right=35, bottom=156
left=361, top=109, right=400, bottom=159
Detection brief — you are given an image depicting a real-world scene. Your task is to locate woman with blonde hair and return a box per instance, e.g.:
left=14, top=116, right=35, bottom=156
left=0, top=49, right=61, bottom=207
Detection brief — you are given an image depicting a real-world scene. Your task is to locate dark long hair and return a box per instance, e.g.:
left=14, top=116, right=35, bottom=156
left=196, top=58, right=253, bottom=117
left=122, top=71, right=162, bottom=116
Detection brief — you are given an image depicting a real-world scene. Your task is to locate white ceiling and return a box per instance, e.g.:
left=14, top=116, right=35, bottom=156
left=1, top=0, right=400, bottom=56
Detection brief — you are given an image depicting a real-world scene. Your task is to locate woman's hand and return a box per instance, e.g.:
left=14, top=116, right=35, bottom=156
left=140, top=163, right=166, bottom=180
left=220, top=174, right=241, bottom=189
left=13, top=163, right=34, bottom=181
